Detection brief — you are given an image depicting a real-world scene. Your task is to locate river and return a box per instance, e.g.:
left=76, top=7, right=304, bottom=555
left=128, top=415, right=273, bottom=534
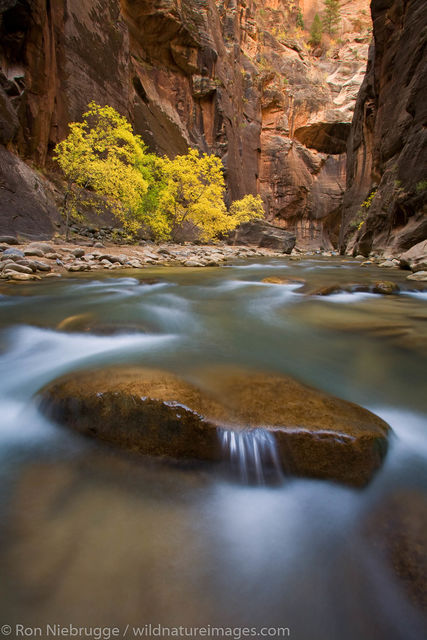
left=0, top=257, right=426, bottom=639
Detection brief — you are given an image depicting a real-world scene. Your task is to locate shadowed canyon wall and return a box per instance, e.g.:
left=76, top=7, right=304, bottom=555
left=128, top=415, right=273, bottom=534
left=342, top=0, right=427, bottom=255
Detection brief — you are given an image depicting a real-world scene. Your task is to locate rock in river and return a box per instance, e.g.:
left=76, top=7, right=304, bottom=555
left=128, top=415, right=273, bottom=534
left=39, top=367, right=390, bottom=487
left=362, top=489, right=427, bottom=612
left=0, top=235, right=19, bottom=245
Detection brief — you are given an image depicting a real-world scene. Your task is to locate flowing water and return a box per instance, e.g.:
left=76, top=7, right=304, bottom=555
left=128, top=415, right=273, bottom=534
left=0, top=257, right=426, bottom=639
left=218, top=428, right=283, bottom=485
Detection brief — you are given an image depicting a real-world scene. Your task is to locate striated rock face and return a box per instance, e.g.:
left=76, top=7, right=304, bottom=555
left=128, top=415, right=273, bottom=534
left=39, top=365, right=390, bottom=487
left=342, top=0, right=427, bottom=256
left=0, top=0, right=371, bottom=245
left=228, top=219, right=296, bottom=252
left=0, top=0, right=261, bottom=200
left=0, top=145, right=61, bottom=239
left=250, top=0, right=371, bottom=248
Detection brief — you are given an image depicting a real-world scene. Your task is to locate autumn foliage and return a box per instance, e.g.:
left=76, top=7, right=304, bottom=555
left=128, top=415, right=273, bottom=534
left=54, top=103, right=264, bottom=242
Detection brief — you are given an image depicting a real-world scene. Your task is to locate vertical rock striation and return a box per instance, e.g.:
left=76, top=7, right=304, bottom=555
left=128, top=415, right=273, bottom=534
left=0, top=0, right=373, bottom=245
left=342, top=0, right=427, bottom=255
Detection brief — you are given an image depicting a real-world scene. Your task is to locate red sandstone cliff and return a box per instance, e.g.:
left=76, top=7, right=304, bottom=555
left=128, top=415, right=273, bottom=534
left=0, top=0, right=394, bottom=249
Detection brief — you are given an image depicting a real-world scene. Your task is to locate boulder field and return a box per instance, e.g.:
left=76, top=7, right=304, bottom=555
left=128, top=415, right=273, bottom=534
left=39, top=366, right=390, bottom=487
left=0, top=238, right=289, bottom=282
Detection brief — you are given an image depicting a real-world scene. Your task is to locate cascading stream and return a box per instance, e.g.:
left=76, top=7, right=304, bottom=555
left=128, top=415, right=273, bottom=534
left=218, top=428, right=283, bottom=485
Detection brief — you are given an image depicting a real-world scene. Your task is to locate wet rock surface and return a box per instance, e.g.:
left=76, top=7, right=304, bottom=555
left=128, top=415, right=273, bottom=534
left=40, top=366, right=390, bottom=487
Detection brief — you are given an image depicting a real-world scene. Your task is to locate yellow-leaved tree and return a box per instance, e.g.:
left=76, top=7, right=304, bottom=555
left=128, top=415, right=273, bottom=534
left=158, top=149, right=264, bottom=242
left=55, top=103, right=265, bottom=242
left=54, top=102, right=151, bottom=239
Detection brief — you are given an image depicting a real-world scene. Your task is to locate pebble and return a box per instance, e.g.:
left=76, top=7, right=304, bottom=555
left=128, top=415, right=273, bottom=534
left=372, top=281, right=399, bottom=295
left=184, top=260, right=204, bottom=267
left=67, top=262, right=89, bottom=272
left=24, top=249, right=45, bottom=258
left=3, top=263, right=33, bottom=274
left=0, top=236, right=19, bottom=245
left=3, top=248, right=25, bottom=258
left=379, top=259, right=399, bottom=268
left=30, top=260, right=52, bottom=272
left=3, top=271, right=40, bottom=281
left=27, top=242, right=55, bottom=254
left=407, top=271, right=427, bottom=281
left=0, top=240, right=297, bottom=283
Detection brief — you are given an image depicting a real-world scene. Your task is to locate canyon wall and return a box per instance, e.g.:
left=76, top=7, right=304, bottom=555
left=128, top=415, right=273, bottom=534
left=342, top=0, right=427, bottom=255
left=1, top=0, right=371, bottom=245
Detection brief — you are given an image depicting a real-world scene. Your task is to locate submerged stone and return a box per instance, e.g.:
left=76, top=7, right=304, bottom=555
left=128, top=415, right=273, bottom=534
left=362, top=490, right=427, bottom=612
left=39, top=366, right=390, bottom=487
left=305, top=281, right=400, bottom=296
left=57, top=313, right=148, bottom=335
left=261, top=276, right=305, bottom=285
left=372, top=281, right=399, bottom=295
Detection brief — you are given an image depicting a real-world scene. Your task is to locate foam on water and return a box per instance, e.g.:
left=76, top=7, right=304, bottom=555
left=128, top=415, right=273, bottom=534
left=0, top=325, right=176, bottom=398
left=315, top=292, right=380, bottom=304
left=401, top=290, right=427, bottom=301
left=227, top=262, right=289, bottom=271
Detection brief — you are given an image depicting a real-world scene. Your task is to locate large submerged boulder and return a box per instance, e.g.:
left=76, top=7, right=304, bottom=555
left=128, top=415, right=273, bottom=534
left=362, top=489, right=427, bottom=613
left=39, top=366, right=390, bottom=487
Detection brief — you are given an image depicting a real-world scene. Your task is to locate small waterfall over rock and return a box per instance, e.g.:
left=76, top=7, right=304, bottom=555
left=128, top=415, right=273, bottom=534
left=218, top=428, right=283, bottom=485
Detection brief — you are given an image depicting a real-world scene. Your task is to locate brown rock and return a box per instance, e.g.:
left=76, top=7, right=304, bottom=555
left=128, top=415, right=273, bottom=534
left=2, top=263, right=33, bottom=274
left=0, top=85, right=19, bottom=144
left=24, top=249, right=45, bottom=258
left=294, top=122, right=350, bottom=155
left=0, top=148, right=60, bottom=239
left=30, top=260, right=52, bottom=272
left=57, top=313, right=148, bottom=335
left=229, top=220, right=296, bottom=253
left=39, top=366, right=390, bottom=487
left=307, top=284, right=348, bottom=296
left=400, top=240, right=427, bottom=272
left=66, top=262, right=89, bottom=272
left=0, top=235, right=19, bottom=245
left=0, top=0, right=370, bottom=248
left=407, top=271, right=427, bottom=282
left=57, top=313, right=96, bottom=332
left=372, top=281, right=399, bottom=295
left=3, top=272, right=40, bottom=281
left=342, top=0, right=427, bottom=256
left=27, top=243, right=55, bottom=254
left=262, top=276, right=304, bottom=285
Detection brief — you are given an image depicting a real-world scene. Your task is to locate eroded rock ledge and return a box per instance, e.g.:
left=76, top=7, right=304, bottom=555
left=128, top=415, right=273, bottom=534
left=39, top=366, right=390, bottom=487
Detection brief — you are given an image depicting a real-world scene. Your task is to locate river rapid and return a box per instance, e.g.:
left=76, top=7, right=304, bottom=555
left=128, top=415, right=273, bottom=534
left=0, top=257, right=426, bottom=640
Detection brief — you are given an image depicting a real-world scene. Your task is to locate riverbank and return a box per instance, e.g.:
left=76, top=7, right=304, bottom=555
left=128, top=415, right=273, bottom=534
left=0, top=238, right=288, bottom=282
left=1, top=235, right=426, bottom=283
